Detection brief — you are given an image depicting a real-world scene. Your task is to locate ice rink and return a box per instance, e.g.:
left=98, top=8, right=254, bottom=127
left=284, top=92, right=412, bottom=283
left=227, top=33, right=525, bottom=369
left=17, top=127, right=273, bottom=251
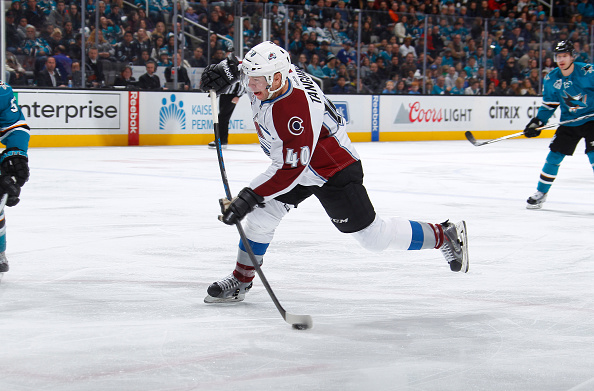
left=1, top=138, right=594, bottom=391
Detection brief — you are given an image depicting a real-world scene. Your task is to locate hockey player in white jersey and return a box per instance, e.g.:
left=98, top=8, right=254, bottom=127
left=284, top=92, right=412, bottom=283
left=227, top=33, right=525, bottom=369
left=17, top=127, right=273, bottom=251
left=200, top=41, right=468, bottom=303
left=0, top=80, right=31, bottom=274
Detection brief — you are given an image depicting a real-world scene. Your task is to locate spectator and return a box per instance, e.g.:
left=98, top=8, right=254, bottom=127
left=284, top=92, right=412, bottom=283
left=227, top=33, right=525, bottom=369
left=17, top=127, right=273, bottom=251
left=318, top=41, right=332, bottom=64
left=387, top=56, right=401, bottom=80
left=450, top=77, right=465, bottom=95
left=157, top=49, right=171, bottom=67
left=85, top=46, right=104, bottom=87
left=21, top=24, right=52, bottom=57
left=336, top=40, right=357, bottom=65
left=432, top=76, right=447, bottom=95
left=363, top=62, right=383, bottom=93
left=577, top=0, right=594, bottom=19
left=302, top=39, right=319, bottom=62
left=519, top=79, right=537, bottom=96
left=99, top=16, right=120, bottom=45
left=24, top=0, right=45, bottom=29
left=87, top=29, right=114, bottom=60
left=52, top=45, right=71, bottom=83
left=37, top=56, right=64, bottom=87
left=189, top=47, right=207, bottom=67
left=307, top=54, right=326, bottom=79
left=382, top=80, right=397, bottom=94
left=501, top=57, right=521, bottom=85
left=136, top=28, right=152, bottom=55
left=408, top=81, right=421, bottom=94
left=138, top=60, right=162, bottom=90
left=330, top=76, right=351, bottom=93
left=150, top=35, right=165, bottom=60
left=70, top=61, right=82, bottom=87
left=48, top=27, right=62, bottom=52
left=135, top=50, right=151, bottom=66
left=47, top=0, right=67, bottom=28
left=485, top=81, right=497, bottom=96
left=447, top=34, right=465, bottom=64
left=463, top=56, right=479, bottom=79
left=9, top=1, right=25, bottom=24
left=37, top=0, right=55, bottom=17
left=441, top=48, right=454, bottom=67
left=444, top=66, right=458, bottom=92
left=6, top=52, right=28, bottom=86
left=68, top=4, right=81, bottom=31
left=393, top=14, right=408, bottom=44
left=493, top=47, right=510, bottom=72
left=399, top=36, right=416, bottom=58
left=107, top=3, right=125, bottom=28
left=5, top=12, right=22, bottom=53
left=165, top=53, right=191, bottom=90
left=115, top=31, right=140, bottom=64
left=506, top=78, right=520, bottom=96
left=113, top=65, right=137, bottom=88
left=464, top=78, right=481, bottom=95
left=395, top=80, right=407, bottom=94
left=209, top=10, right=228, bottom=36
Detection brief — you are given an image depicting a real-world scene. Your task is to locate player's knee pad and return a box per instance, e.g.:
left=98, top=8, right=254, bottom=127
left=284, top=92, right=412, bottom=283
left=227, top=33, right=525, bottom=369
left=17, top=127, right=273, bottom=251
left=243, top=199, right=291, bottom=244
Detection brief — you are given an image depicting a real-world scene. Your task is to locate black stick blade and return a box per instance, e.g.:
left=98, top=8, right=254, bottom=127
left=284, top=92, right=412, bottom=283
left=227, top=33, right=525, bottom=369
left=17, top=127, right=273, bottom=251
left=465, top=131, right=480, bottom=146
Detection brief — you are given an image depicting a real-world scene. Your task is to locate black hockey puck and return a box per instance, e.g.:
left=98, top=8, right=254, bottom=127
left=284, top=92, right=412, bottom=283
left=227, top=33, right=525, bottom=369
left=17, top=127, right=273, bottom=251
left=292, top=323, right=308, bottom=330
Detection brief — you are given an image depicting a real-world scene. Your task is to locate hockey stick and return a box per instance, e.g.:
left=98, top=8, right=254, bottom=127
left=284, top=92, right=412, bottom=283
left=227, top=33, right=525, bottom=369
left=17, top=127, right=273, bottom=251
left=0, top=194, right=7, bottom=211
left=208, top=90, right=313, bottom=330
left=464, top=130, right=524, bottom=146
left=465, top=112, right=594, bottom=147
left=0, top=194, right=7, bottom=280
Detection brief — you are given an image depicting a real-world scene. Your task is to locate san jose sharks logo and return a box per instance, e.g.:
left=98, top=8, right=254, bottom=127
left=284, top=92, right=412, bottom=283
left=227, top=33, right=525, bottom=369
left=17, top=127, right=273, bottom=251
left=582, top=64, right=594, bottom=75
left=562, top=91, right=587, bottom=113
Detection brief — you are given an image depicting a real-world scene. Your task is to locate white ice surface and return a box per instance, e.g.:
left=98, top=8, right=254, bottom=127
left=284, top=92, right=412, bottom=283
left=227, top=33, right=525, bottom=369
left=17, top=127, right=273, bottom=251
left=1, top=139, right=594, bottom=391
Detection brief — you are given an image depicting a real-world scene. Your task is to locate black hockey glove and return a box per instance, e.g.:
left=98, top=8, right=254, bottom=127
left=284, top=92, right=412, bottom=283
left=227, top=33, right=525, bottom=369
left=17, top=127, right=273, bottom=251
left=200, top=56, right=240, bottom=94
left=524, top=117, right=545, bottom=138
left=0, top=148, right=29, bottom=207
left=219, top=187, right=264, bottom=225
left=0, top=176, right=21, bottom=207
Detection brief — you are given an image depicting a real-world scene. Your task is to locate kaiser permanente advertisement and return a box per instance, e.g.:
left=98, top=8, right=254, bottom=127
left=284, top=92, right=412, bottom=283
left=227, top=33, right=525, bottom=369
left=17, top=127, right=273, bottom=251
left=14, top=89, right=557, bottom=147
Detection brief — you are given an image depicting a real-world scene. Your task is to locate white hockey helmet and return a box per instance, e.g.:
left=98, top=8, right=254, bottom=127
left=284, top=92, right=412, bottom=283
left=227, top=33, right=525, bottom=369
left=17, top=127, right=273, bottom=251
left=241, top=41, right=291, bottom=94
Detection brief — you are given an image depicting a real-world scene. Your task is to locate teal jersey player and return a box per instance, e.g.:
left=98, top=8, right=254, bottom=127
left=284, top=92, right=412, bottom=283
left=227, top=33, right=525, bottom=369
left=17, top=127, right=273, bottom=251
left=524, top=41, right=594, bottom=209
left=0, top=80, right=31, bottom=273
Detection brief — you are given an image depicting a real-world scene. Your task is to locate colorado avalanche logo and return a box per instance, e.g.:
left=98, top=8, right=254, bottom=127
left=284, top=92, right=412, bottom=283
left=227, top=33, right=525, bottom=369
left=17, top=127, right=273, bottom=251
left=288, top=116, right=304, bottom=135
left=268, top=52, right=277, bottom=61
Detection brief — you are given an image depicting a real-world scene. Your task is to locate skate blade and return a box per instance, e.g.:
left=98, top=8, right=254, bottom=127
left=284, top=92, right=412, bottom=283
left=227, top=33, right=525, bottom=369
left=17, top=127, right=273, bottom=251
left=526, top=203, right=543, bottom=210
left=456, top=220, right=469, bottom=273
left=204, top=294, right=245, bottom=304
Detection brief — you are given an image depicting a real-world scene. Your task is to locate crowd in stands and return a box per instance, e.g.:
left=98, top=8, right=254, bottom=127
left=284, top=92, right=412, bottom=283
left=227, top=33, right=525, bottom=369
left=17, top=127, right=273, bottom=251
left=3, top=0, right=594, bottom=95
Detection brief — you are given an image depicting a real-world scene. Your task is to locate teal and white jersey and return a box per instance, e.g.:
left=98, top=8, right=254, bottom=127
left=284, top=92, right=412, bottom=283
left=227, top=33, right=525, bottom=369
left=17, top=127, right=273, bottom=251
left=537, top=62, right=594, bottom=127
left=0, top=80, right=30, bottom=151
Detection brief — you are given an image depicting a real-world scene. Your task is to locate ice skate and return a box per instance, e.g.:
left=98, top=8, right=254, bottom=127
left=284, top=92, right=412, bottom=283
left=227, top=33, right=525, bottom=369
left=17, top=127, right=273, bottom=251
left=0, top=252, right=8, bottom=273
left=439, top=220, right=469, bottom=273
left=526, top=191, right=547, bottom=209
left=208, top=141, right=227, bottom=149
left=204, top=273, right=252, bottom=303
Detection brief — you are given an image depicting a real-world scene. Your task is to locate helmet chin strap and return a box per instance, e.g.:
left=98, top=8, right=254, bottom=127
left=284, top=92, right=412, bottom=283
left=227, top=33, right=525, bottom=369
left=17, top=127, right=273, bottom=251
left=562, top=61, right=574, bottom=71
left=266, top=79, right=285, bottom=95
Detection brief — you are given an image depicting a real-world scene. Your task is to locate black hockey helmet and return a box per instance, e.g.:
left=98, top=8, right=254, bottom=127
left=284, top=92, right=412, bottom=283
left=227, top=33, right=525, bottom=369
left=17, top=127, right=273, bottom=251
left=554, top=40, right=575, bottom=57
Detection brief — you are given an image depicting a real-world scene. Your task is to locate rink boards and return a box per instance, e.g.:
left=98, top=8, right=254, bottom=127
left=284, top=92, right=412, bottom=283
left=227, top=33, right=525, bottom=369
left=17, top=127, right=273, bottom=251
left=14, top=89, right=558, bottom=147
